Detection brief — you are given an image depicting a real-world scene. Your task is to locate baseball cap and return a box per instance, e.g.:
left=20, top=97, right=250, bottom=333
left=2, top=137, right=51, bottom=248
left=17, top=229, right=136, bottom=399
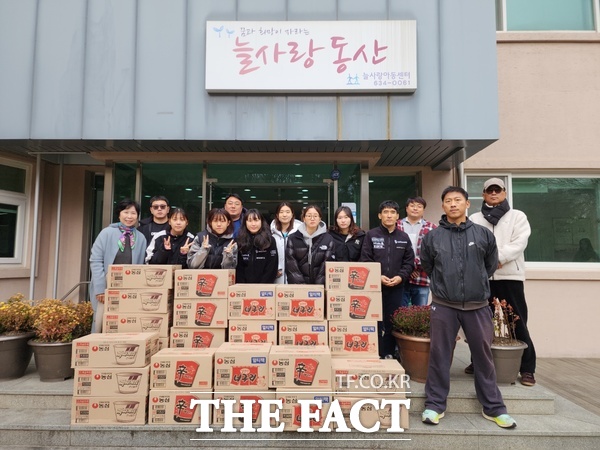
left=483, top=177, right=505, bottom=191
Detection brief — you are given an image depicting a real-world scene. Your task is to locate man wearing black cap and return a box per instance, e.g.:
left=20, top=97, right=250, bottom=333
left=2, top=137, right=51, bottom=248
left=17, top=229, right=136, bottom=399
left=469, top=177, right=537, bottom=387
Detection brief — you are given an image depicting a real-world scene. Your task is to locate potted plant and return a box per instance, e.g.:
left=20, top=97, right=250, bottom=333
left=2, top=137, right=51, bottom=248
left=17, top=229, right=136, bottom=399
left=391, top=305, right=431, bottom=383
left=28, top=299, right=93, bottom=382
left=490, top=297, right=528, bottom=384
left=0, top=294, right=35, bottom=379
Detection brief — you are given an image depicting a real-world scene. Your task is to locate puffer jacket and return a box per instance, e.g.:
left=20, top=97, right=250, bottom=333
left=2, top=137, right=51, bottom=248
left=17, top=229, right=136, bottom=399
left=187, top=225, right=237, bottom=269
left=329, top=229, right=366, bottom=262
left=285, top=221, right=335, bottom=285
left=236, top=235, right=279, bottom=283
left=421, top=216, right=498, bottom=305
left=270, top=219, right=302, bottom=284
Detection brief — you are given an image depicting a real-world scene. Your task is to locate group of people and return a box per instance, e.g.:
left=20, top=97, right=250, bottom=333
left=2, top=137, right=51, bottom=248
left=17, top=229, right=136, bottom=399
left=89, top=177, right=539, bottom=430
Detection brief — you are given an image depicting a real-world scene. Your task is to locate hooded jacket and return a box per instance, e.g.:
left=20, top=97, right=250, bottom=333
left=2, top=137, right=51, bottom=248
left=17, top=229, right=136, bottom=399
left=187, top=225, right=237, bottom=269
left=270, top=218, right=302, bottom=284
left=145, top=228, right=195, bottom=268
left=421, top=216, right=498, bottom=305
left=329, top=229, right=366, bottom=262
left=359, top=224, right=414, bottom=282
left=285, top=221, right=335, bottom=285
left=236, top=235, right=279, bottom=283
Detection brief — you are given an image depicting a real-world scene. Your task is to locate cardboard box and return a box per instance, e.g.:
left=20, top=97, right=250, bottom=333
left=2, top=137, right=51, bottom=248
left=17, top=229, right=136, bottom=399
left=326, top=291, right=383, bottom=321
left=150, top=347, right=216, bottom=390
left=169, top=327, right=226, bottom=349
left=108, top=264, right=180, bottom=289
left=103, top=312, right=171, bottom=338
left=276, top=389, right=332, bottom=430
left=174, top=269, right=235, bottom=299
left=275, top=284, right=325, bottom=320
left=173, top=299, right=227, bottom=328
left=71, top=395, right=148, bottom=425
left=228, top=284, right=276, bottom=319
left=331, top=358, right=407, bottom=397
left=278, top=321, right=328, bottom=346
left=228, top=320, right=277, bottom=344
left=71, top=332, right=160, bottom=368
left=335, top=396, right=409, bottom=430
left=268, top=345, right=332, bottom=389
left=105, top=288, right=172, bottom=313
left=73, top=365, right=150, bottom=396
left=325, top=262, right=382, bottom=291
left=214, top=342, right=271, bottom=390
left=148, top=390, right=212, bottom=425
left=212, top=390, right=276, bottom=427
left=328, top=321, right=379, bottom=358
left=158, top=337, right=169, bottom=350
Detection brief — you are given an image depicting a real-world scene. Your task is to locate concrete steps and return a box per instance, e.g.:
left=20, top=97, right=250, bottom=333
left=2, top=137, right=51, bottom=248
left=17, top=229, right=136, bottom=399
left=0, top=343, right=599, bottom=449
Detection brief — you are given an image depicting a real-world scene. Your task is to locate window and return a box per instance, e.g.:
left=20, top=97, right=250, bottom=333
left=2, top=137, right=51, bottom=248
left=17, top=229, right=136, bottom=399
left=497, top=0, right=596, bottom=31
left=0, top=161, right=29, bottom=264
left=367, top=176, right=417, bottom=229
left=467, top=175, right=600, bottom=263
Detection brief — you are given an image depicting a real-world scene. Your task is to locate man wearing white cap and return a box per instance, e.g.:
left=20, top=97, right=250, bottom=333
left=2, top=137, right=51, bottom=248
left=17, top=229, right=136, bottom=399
left=469, top=177, right=537, bottom=387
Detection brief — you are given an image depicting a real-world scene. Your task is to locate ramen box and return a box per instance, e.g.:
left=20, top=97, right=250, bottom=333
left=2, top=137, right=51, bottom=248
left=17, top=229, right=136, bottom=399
left=227, top=284, right=276, bottom=320
left=105, top=288, right=173, bottom=313
left=71, top=395, right=148, bottom=425
left=276, top=389, right=332, bottom=431
left=331, top=358, right=406, bottom=397
left=228, top=320, right=277, bottom=344
left=173, top=299, right=227, bottom=328
left=212, top=390, right=276, bottom=427
left=278, top=321, right=328, bottom=346
left=73, top=365, right=150, bottom=397
left=174, top=269, right=235, bottom=299
left=325, top=262, right=381, bottom=291
left=275, top=284, right=325, bottom=320
left=71, top=332, right=160, bottom=368
left=326, top=291, right=383, bottom=321
left=108, top=264, right=180, bottom=289
left=169, top=327, right=226, bottom=349
left=268, top=344, right=332, bottom=389
left=103, top=312, right=171, bottom=338
left=150, top=347, right=216, bottom=390
left=336, top=396, right=409, bottom=430
left=148, top=390, right=212, bottom=425
left=328, top=321, right=379, bottom=358
left=214, top=342, right=271, bottom=390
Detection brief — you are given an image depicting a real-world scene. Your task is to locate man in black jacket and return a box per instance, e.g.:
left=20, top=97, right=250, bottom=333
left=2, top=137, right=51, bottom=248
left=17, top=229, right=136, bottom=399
left=360, top=200, right=414, bottom=359
left=420, top=186, right=516, bottom=429
left=138, top=195, right=170, bottom=246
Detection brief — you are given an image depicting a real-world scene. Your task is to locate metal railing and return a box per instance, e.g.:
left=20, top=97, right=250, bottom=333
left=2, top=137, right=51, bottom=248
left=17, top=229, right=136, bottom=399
left=60, top=281, right=90, bottom=302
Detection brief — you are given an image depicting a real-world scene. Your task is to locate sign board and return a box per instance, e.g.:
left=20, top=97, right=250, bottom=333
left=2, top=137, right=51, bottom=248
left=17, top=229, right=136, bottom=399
left=205, top=21, right=417, bottom=94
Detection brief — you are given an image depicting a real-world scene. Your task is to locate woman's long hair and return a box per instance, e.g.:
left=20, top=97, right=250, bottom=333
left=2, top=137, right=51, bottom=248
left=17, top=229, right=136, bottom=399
left=331, top=205, right=361, bottom=236
left=237, top=209, right=272, bottom=252
left=274, top=201, right=296, bottom=232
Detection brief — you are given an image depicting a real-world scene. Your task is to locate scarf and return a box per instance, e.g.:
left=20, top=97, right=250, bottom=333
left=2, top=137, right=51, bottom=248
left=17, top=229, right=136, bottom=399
left=117, top=224, right=136, bottom=252
left=481, top=199, right=511, bottom=225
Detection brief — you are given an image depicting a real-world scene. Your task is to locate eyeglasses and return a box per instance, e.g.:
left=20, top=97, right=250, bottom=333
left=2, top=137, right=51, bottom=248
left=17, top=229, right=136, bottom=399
left=485, top=187, right=504, bottom=194
left=152, top=204, right=168, bottom=210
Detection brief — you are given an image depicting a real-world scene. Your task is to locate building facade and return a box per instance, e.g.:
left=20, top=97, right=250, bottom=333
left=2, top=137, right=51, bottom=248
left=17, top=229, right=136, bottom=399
left=1, top=0, right=599, bottom=356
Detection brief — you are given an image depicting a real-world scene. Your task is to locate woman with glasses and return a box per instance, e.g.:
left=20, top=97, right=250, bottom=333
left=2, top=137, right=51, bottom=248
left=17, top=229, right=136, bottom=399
left=270, top=201, right=302, bottom=284
left=285, top=204, right=335, bottom=285
left=328, top=205, right=365, bottom=262
left=89, top=198, right=147, bottom=332
left=187, top=208, right=237, bottom=269
left=236, top=209, right=279, bottom=283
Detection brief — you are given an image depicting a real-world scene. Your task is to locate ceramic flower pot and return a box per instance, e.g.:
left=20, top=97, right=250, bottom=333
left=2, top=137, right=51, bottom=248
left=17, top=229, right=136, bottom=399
left=28, top=340, right=74, bottom=382
left=392, top=330, right=430, bottom=383
left=0, top=332, right=35, bottom=380
left=491, top=340, right=528, bottom=385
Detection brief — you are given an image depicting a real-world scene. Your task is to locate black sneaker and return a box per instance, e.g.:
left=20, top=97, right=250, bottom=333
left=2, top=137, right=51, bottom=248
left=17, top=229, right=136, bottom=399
left=464, top=363, right=474, bottom=374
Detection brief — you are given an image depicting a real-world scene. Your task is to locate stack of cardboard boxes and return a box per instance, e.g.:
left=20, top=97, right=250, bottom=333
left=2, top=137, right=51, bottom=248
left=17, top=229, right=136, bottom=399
left=276, top=284, right=328, bottom=346
left=170, top=269, right=235, bottom=348
left=70, top=332, right=159, bottom=425
left=103, top=264, right=180, bottom=349
left=228, top=284, right=278, bottom=344
left=148, top=347, right=215, bottom=425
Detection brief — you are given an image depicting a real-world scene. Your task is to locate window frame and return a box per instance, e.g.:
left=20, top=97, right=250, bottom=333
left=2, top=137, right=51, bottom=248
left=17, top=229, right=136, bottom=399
left=0, top=158, right=30, bottom=266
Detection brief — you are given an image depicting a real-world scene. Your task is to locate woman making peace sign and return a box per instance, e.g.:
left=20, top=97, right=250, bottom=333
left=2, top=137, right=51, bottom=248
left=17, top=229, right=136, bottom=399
left=146, top=207, right=195, bottom=268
